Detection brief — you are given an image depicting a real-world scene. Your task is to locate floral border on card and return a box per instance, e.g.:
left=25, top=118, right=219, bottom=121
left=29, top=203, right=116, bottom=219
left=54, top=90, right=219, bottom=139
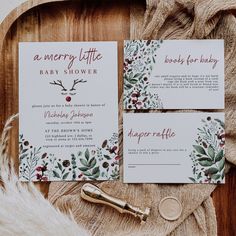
left=189, top=116, right=225, bottom=183
left=123, top=40, right=163, bottom=109
left=19, top=133, right=119, bottom=182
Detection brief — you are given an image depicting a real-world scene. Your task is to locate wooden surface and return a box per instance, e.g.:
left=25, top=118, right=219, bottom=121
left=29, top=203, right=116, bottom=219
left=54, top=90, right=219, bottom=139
left=0, top=1, right=235, bottom=235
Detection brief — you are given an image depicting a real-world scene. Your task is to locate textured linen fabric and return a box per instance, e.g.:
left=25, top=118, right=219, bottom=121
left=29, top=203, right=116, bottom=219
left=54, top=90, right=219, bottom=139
left=48, top=0, right=236, bottom=235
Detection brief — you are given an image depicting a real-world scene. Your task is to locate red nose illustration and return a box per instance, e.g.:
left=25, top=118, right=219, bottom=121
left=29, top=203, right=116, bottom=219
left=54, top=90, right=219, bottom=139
left=49, top=79, right=87, bottom=103
left=66, top=96, right=71, bottom=102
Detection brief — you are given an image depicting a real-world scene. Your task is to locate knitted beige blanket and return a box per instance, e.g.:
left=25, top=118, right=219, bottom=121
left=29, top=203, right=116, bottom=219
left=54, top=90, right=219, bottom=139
left=48, top=1, right=236, bottom=235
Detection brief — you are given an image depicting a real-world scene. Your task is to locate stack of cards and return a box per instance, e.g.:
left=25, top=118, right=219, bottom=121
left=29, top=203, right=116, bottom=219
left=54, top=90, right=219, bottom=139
left=123, top=40, right=225, bottom=184
left=19, top=39, right=225, bottom=184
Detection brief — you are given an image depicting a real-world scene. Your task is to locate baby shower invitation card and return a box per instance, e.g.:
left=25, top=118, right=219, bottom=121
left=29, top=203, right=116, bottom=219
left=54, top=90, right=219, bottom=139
left=19, top=42, right=119, bottom=182
left=123, top=113, right=225, bottom=183
left=123, top=40, right=224, bottom=109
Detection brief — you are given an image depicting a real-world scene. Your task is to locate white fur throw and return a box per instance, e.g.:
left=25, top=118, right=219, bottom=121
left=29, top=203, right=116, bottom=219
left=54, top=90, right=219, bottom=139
left=0, top=114, right=89, bottom=236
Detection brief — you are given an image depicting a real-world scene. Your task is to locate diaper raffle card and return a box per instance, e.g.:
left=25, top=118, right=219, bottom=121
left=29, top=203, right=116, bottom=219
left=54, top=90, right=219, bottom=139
left=123, top=40, right=224, bottom=109
left=123, top=113, right=225, bottom=183
left=19, top=42, right=119, bottom=182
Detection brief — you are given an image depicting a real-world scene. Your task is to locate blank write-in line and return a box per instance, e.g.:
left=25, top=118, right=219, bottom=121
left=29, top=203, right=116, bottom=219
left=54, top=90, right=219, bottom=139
left=128, top=164, right=181, bottom=166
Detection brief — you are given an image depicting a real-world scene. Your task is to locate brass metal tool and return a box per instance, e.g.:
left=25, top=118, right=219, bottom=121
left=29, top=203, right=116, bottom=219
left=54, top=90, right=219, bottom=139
left=81, top=183, right=150, bottom=224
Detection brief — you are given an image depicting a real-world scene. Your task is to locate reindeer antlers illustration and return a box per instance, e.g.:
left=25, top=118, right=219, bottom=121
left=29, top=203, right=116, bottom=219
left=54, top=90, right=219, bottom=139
left=50, top=80, right=67, bottom=91
left=70, top=79, right=87, bottom=91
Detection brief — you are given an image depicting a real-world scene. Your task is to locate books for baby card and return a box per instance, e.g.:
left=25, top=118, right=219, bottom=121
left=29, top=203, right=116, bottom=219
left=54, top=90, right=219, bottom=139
left=123, top=40, right=224, bottom=109
left=19, top=42, right=119, bottom=181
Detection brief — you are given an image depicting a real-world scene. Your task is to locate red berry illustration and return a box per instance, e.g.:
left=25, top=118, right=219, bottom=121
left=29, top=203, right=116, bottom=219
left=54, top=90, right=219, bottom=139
left=41, top=176, right=48, bottom=181
left=66, top=96, right=71, bottom=102
left=36, top=166, right=42, bottom=172
left=36, top=173, right=42, bottom=180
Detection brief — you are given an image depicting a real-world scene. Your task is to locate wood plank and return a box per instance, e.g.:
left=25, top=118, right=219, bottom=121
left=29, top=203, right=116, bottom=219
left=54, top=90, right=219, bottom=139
left=212, top=168, right=236, bottom=236
left=0, top=0, right=130, bottom=195
left=0, top=0, right=66, bottom=52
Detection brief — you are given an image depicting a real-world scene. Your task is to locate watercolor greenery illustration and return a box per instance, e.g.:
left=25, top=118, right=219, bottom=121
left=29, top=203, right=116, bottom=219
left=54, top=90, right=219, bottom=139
left=189, top=117, right=225, bottom=183
left=19, top=134, right=42, bottom=181
left=123, top=40, right=163, bottom=109
left=19, top=133, right=119, bottom=182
